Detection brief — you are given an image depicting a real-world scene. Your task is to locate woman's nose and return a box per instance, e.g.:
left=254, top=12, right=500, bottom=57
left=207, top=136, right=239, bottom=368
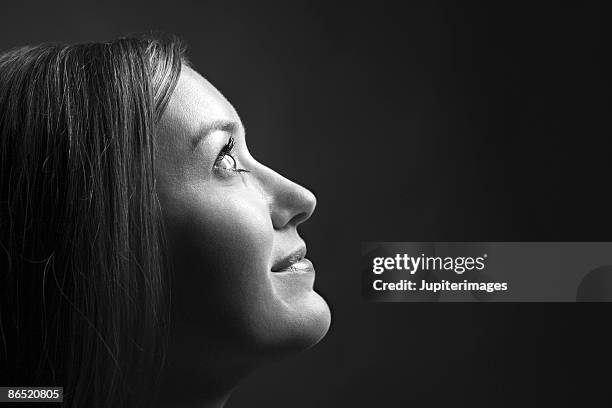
left=268, top=171, right=317, bottom=230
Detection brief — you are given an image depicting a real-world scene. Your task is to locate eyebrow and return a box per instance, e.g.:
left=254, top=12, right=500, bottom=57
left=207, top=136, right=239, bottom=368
left=191, top=119, right=242, bottom=149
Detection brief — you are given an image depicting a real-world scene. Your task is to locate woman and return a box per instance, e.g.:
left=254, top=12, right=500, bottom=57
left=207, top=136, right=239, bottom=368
left=0, top=34, right=331, bottom=407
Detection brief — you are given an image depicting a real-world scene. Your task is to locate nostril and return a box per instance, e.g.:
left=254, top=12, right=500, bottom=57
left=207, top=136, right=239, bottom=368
left=290, top=211, right=310, bottom=227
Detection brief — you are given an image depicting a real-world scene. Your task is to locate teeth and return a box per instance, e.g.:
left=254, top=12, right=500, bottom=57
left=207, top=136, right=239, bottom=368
left=285, top=258, right=313, bottom=272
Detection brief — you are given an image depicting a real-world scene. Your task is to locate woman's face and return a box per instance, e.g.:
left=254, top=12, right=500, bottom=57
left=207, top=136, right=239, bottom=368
left=155, top=65, right=330, bottom=374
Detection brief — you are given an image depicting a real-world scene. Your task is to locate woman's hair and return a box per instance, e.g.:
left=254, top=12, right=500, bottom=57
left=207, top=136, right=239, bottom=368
left=0, top=34, right=185, bottom=406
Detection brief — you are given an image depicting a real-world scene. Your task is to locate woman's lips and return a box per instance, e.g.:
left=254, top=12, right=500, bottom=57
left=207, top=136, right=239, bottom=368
left=270, top=247, right=316, bottom=289
left=271, top=246, right=308, bottom=272
left=279, top=258, right=314, bottom=273
left=270, top=257, right=316, bottom=290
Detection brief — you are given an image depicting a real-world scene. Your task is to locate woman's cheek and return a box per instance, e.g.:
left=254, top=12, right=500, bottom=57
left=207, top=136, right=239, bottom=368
left=170, top=184, right=279, bottom=332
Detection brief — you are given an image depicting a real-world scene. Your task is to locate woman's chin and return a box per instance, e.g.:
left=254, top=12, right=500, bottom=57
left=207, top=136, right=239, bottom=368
left=270, top=290, right=331, bottom=356
left=296, top=290, right=331, bottom=343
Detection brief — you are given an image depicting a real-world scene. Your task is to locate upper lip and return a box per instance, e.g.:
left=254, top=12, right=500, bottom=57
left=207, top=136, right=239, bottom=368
left=271, top=246, right=307, bottom=272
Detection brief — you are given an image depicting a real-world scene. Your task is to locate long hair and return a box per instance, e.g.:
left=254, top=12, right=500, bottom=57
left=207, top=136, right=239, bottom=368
left=0, top=35, right=184, bottom=406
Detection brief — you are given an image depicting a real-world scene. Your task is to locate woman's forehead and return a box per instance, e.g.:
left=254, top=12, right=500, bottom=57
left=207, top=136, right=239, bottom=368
left=159, top=65, right=240, bottom=144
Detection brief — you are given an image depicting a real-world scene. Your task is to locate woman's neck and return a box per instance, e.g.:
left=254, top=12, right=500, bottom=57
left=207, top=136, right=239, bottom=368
left=156, top=357, right=250, bottom=408
left=159, top=392, right=232, bottom=408
left=157, top=381, right=235, bottom=408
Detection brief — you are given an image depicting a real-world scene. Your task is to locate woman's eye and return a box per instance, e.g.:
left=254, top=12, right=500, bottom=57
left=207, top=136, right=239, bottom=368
left=215, top=153, right=238, bottom=171
left=213, top=137, right=250, bottom=176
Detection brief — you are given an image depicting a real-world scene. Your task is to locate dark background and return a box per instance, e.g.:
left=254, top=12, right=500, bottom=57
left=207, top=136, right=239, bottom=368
left=1, top=1, right=610, bottom=406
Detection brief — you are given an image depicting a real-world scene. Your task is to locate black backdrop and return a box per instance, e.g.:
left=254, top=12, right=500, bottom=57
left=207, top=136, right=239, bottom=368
left=1, top=1, right=610, bottom=406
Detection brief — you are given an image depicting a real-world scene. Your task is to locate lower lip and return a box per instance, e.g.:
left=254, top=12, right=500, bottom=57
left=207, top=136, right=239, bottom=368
left=273, top=258, right=315, bottom=273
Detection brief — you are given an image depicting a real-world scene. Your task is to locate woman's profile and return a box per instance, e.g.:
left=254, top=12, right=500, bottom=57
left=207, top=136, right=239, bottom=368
left=0, top=34, right=331, bottom=407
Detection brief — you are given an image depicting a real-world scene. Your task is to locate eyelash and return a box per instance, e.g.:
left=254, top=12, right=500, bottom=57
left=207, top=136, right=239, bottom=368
left=214, top=136, right=250, bottom=174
